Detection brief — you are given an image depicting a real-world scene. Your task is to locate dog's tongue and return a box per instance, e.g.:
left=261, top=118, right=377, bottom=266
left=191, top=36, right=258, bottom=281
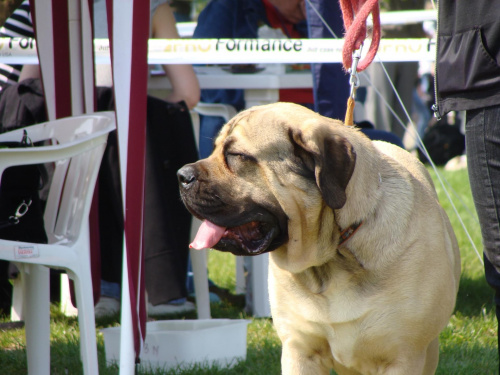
left=190, top=220, right=227, bottom=250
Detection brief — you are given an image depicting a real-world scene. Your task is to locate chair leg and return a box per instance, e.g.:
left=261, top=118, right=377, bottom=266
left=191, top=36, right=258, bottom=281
left=60, top=273, right=78, bottom=316
left=24, top=264, right=51, bottom=375
left=235, top=257, right=245, bottom=295
left=250, top=254, right=271, bottom=318
left=190, top=217, right=211, bottom=319
left=68, top=266, right=99, bottom=375
left=190, top=248, right=211, bottom=319
left=11, top=266, right=25, bottom=321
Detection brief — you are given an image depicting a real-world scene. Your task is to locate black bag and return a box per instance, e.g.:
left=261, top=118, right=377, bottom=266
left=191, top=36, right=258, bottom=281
left=0, top=78, right=48, bottom=242
left=418, top=121, right=465, bottom=165
left=0, top=130, right=48, bottom=243
left=0, top=131, right=48, bottom=316
left=0, top=79, right=48, bottom=315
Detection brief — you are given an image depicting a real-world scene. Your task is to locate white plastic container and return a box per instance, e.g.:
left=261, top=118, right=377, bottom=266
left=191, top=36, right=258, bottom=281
left=101, top=319, right=250, bottom=370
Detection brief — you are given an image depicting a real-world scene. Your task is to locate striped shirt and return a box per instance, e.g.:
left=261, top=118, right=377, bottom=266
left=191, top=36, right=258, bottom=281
left=0, top=0, right=33, bottom=92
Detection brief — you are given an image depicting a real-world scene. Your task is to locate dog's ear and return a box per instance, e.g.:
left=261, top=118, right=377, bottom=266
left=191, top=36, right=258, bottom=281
left=290, top=124, right=356, bottom=209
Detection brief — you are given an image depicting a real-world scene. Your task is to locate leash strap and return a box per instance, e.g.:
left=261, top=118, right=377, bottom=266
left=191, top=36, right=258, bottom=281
left=338, top=0, right=381, bottom=125
left=338, top=0, right=381, bottom=72
left=345, top=97, right=355, bottom=126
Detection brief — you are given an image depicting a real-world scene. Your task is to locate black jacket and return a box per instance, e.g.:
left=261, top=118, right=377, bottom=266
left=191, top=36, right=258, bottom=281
left=435, top=1, right=500, bottom=117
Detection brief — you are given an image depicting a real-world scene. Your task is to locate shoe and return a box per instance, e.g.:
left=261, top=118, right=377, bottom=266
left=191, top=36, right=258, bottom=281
left=444, top=154, right=467, bottom=171
left=147, top=300, right=196, bottom=316
left=94, top=296, right=120, bottom=318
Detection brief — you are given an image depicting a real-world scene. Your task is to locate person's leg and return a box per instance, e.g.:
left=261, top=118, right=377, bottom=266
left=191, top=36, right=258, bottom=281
left=413, top=88, right=431, bottom=140
left=360, top=128, right=404, bottom=149
left=364, top=62, right=396, bottom=134
left=306, top=0, right=350, bottom=121
left=97, top=130, right=123, bottom=285
left=94, top=130, right=123, bottom=317
left=391, top=62, right=419, bottom=140
left=466, top=105, right=500, bottom=271
left=144, top=139, right=190, bottom=306
left=143, top=99, right=198, bottom=315
left=484, top=256, right=500, bottom=373
left=0, top=260, right=12, bottom=316
left=466, top=104, right=500, bottom=372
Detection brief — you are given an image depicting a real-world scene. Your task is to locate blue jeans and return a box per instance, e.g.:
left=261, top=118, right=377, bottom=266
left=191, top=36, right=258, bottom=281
left=199, top=115, right=225, bottom=158
left=413, top=89, right=431, bottom=140
left=360, top=128, right=404, bottom=149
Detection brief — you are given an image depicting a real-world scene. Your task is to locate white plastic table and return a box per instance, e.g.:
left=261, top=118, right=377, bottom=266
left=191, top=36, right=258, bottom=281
left=148, top=64, right=313, bottom=108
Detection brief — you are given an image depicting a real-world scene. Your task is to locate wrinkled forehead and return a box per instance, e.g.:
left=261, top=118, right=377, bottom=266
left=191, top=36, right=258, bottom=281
left=213, top=108, right=284, bottom=148
left=212, top=103, right=342, bottom=152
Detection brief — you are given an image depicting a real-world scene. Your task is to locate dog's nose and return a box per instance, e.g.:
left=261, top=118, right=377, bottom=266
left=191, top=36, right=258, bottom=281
left=177, top=165, right=197, bottom=188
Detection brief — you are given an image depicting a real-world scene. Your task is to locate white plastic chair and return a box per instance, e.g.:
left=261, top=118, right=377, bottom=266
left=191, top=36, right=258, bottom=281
left=189, top=103, right=240, bottom=319
left=0, top=112, right=116, bottom=375
left=193, top=102, right=238, bottom=122
left=190, top=103, right=264, bottom=316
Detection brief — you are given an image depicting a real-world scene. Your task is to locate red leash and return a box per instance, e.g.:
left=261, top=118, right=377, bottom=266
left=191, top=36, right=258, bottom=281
left=339, top=0, right=381, bottom=72
left=339, top=0, right=381, bottom=125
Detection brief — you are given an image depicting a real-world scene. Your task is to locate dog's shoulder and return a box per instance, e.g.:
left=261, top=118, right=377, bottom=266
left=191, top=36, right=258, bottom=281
left=373, top=140, right=435, bottom=190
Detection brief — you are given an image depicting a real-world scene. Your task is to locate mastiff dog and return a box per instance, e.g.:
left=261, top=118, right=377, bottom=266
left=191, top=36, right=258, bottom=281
left=177, top=103, right=461, bottom=375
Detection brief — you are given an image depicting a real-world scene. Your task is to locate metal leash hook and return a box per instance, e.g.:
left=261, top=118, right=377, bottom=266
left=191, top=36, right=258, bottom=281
left=348, top=45, right=363, bottom=100
left=344, top=45, right=363, bottom=126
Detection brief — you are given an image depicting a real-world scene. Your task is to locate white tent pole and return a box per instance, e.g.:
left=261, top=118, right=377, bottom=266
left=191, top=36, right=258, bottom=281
left=113, top=0, right=135, bottom=373
left=67, top=0, right=84, bottom=116
left=80, top=0, right=95, bottom=113
left=33, top=0, right=56, bottom=121
left=120, top=241, right=135, bottom=375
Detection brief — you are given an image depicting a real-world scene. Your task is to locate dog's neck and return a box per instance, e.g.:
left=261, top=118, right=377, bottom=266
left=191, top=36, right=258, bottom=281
left=293, top=246, right=366, bottom=294
left=291, top=222, right=366, bottom=294
left=338, top=221, right=363, bottom=247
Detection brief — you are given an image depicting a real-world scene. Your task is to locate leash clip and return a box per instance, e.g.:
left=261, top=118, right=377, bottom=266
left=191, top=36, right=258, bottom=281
left=348, top=46, right=363, bottom=100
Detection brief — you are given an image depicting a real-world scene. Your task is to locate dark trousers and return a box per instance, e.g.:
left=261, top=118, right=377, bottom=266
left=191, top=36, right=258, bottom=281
left=466, top=104, right=500, bottom=372
left=97, top=91, right=198, bottom=305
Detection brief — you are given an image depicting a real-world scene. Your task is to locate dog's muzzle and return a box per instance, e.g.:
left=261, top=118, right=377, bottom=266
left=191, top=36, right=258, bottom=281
left=177, top=163, right=288, bottom=256
left=177, top=164, right=197, bottom=190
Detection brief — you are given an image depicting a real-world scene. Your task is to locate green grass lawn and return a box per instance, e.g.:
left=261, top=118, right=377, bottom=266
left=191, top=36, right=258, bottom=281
left=0, top=167, right=497, bottom=374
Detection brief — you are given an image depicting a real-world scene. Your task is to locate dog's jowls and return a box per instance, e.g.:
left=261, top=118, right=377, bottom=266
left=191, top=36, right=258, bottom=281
left=178, top=102, right=461, bottom=375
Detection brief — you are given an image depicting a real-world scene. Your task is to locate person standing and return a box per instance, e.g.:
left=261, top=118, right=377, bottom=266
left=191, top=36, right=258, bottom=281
left=364, top=0, right=427, bottom=141
left=434, top=1, right=500, bottom=371
left=193, top=0, right=309, bottom=158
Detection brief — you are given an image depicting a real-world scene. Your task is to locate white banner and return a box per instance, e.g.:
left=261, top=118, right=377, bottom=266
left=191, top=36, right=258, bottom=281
left=0, top=38, right=38, bottom=64
left=0, top=37, right=436, bottom=65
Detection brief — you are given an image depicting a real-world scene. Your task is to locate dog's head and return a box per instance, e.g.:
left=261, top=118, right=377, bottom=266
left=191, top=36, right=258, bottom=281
left=178, top=103, right=362, bottom=265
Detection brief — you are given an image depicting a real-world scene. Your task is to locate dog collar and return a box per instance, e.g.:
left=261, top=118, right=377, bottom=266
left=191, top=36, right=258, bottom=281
left=338, top=221, right=363, bottom=247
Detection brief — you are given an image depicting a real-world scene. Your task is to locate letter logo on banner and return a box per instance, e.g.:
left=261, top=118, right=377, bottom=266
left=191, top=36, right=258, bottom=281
left=0, top=37, right=436, bottom=65
left=164, top=40, right=211, bottom=53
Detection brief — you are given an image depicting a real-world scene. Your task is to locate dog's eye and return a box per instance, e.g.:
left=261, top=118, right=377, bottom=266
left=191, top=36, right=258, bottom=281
left=225, top=152, right=255, bottom=171
left=227, top=152, right=254, bottom=161
left=233, top=153, right=252, bottom=161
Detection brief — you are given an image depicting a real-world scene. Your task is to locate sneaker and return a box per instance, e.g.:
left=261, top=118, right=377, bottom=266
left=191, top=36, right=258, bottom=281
left=147, top=301, right=196, bottom=317
left=444, top=154, right=467, bottom=171
left=94, top=296, right=120, bottom=318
